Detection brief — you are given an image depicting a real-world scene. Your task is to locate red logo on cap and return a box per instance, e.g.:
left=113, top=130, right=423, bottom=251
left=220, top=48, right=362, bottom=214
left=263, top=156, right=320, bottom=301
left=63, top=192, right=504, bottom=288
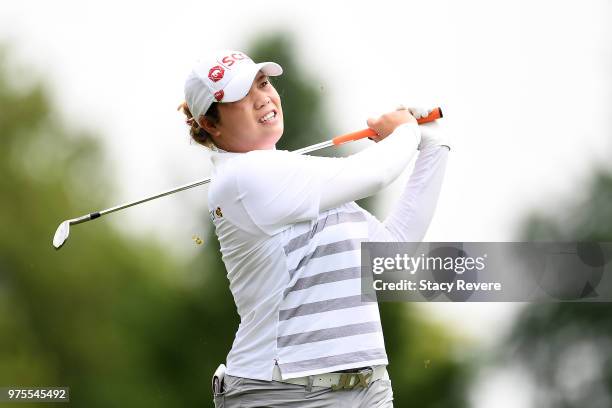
left=221, top=52, right=248, bottom=67
left=214, top=90, right=224, bottom=101
left=208, top=66, right=225, bottom=82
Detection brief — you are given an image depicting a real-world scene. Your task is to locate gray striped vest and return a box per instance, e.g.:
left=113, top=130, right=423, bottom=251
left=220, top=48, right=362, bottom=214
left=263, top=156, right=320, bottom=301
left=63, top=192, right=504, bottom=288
left=275, top=202, right=388, bottom=378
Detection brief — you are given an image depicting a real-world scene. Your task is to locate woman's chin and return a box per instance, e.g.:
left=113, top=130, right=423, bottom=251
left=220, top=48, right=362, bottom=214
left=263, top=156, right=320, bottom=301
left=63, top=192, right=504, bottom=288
left=248, top=128, right=283, bottom=151
left=267, top=127, right=284, bottom=144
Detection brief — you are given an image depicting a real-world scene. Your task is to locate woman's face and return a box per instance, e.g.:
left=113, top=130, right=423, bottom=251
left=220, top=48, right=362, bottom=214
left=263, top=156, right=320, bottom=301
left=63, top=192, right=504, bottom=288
left=206, top=71, right=284, bottom=153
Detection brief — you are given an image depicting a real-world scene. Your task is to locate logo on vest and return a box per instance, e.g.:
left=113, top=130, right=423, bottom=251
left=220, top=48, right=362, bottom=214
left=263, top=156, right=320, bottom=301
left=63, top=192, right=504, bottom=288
left=209, top=207, right=223, bottom=222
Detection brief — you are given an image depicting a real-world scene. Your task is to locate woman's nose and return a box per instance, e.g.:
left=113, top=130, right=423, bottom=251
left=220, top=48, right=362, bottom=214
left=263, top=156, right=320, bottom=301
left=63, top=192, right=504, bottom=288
left=256, top=96, right=271, bottom=109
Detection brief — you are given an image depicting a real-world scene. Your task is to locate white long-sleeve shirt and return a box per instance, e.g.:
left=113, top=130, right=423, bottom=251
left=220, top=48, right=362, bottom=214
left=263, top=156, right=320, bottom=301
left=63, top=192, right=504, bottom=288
left=207, top=122, right=449, bottom=380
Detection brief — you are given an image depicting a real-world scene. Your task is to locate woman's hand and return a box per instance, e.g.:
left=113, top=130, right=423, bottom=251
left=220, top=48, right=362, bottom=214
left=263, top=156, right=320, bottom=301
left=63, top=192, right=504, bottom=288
left=400, top=105, right=450, bottom=151
left=366, top=107, right=417, bottom=142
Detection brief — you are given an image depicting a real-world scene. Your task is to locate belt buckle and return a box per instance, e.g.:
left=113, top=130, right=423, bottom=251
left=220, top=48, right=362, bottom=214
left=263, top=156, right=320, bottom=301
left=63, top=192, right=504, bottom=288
left=330, top=367, right=373, bottom=391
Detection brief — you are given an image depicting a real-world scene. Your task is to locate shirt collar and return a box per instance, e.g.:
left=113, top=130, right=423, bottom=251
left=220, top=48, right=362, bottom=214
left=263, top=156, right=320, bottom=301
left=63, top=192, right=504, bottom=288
left=209, top=146, right=243, bottom=168
left=209, top=144, right=276, bottom=168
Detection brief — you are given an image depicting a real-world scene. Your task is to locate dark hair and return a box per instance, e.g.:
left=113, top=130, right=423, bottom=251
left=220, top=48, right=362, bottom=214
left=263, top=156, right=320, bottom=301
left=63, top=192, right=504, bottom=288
left=177, top=102, right=220, bottom=148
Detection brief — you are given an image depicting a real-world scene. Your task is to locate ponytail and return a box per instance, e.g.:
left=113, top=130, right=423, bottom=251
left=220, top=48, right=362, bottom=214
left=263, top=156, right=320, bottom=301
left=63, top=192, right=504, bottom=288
left=177, top=101, right=220, bottom=148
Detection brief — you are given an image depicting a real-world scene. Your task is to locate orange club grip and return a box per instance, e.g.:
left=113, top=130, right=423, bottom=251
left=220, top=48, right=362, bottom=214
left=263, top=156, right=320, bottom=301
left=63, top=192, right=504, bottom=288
left=332, top=107, right=443, bottom=146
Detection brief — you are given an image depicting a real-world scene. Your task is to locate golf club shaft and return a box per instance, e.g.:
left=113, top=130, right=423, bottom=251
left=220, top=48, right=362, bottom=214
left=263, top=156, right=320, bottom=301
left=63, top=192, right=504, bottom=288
left=69, top=108, right=442, bottom=224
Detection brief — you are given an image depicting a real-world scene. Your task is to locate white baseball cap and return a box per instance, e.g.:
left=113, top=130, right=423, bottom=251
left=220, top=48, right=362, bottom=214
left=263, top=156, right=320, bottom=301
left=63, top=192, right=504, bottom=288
left=184, top=50, right=283, bottom=121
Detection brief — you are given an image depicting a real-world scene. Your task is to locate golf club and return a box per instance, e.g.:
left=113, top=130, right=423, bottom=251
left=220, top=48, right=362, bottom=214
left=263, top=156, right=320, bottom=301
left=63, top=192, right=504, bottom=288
left=53, top=107, right=443, bottom=250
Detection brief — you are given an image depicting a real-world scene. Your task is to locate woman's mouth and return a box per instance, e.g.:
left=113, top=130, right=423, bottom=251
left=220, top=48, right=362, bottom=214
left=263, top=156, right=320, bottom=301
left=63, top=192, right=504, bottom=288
left=258, top=110, right=278, bottom=124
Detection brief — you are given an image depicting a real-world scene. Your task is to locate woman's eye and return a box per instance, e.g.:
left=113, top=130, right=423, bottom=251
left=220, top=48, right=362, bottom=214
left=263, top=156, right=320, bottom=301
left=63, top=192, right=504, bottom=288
left=260, top=80, right=269, bottom=87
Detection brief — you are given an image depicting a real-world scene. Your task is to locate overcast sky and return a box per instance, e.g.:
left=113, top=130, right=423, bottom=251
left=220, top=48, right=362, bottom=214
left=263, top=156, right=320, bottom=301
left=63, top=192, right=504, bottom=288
left=3, top=0, right=609, bottom=249
left=2, top=1, right=610, bottom=406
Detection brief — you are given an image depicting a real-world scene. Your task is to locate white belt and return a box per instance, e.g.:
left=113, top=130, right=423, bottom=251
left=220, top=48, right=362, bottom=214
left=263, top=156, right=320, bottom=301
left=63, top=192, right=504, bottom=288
left=272, top=365, right=388, bottom=391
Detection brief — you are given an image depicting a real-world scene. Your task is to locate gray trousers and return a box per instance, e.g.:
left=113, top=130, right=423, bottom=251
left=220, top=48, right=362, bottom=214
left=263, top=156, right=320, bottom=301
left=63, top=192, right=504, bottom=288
left=213, top=374, right=394, bottom=408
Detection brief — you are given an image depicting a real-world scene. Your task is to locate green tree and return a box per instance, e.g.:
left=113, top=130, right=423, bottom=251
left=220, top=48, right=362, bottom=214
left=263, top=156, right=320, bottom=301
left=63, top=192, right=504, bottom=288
left=502, top=169, right=612, bottom=407
left=0, top=44, right=236, bottom=408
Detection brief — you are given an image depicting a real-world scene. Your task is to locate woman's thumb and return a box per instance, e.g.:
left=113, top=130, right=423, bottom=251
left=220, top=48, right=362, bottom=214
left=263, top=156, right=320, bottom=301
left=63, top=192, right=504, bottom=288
left=367, top=117, right=378, bottom=128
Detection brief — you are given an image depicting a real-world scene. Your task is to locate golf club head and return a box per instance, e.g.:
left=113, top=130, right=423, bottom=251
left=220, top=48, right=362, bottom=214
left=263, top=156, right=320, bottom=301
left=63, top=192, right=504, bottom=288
left=53, top=220, right=70, bottom=250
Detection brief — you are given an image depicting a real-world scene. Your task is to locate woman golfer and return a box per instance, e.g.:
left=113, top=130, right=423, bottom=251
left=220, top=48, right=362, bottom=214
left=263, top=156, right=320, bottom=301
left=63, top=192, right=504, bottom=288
left=179, top=50, right=449, bottom=408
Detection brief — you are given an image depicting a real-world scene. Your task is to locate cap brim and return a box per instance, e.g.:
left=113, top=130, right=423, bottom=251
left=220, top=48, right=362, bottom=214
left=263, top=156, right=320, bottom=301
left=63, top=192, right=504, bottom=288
left=222, top=62, right=283, bottom=103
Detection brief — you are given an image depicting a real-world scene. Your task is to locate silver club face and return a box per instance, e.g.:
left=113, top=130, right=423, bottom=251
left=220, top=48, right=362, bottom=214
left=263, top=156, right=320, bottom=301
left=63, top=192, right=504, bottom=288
left=53, top=220, right=70, bottom=249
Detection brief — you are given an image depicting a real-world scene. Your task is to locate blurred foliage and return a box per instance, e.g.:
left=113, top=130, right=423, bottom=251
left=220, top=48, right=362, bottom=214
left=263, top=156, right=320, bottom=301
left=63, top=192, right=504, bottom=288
left=0, top=44, right=237, bottom=407
left=379, top=303, right=472, bottom=407
left=504, top=169, right=612, bottom=407
left=0, top=34, right=470, bottom=408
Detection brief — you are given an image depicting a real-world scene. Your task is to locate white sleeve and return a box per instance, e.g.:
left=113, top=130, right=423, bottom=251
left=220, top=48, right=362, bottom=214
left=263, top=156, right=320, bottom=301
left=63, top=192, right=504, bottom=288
left=235, top=123, right=421, bottom=236
left=363, top=145, right=449, bottom=242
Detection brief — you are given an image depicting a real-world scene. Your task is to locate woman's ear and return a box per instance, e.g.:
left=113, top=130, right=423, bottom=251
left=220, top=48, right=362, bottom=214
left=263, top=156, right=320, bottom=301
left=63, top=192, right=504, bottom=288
left=199, top=116, right=221, bottom=138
